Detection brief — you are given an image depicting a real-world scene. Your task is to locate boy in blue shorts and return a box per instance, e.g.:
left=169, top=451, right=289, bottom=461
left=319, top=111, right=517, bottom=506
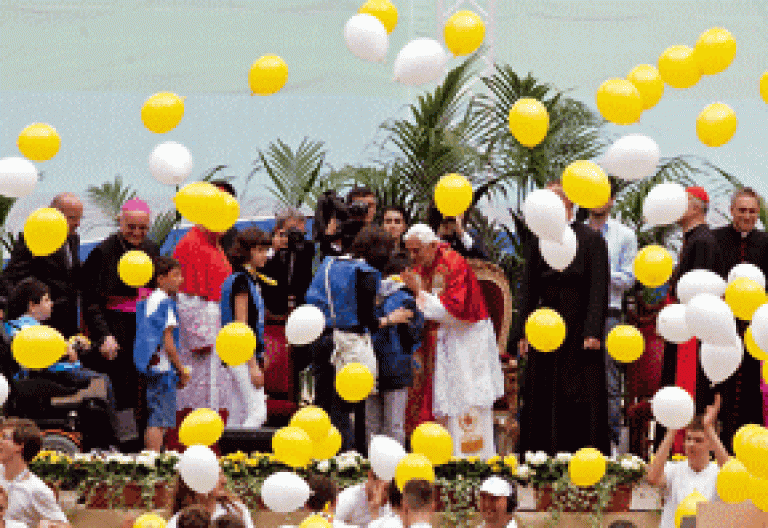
left=134, top=256, right=190, bottom=451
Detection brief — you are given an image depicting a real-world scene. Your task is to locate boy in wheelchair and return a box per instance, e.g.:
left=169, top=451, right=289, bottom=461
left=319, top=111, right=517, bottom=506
left=2, top=278, right=120, bottom=452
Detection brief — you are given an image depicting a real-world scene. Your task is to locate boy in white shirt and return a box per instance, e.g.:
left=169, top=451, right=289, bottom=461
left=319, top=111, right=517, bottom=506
left=477, top=476, right=518, bottom=528
left=0, top=419, right=69, bottom=528
left=645, top=394, right=730, bottom=528
left=134, top=256, right=190, bottom=451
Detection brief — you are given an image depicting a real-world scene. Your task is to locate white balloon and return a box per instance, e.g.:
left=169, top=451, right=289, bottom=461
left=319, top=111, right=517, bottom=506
left=0, top=375, right=9, bottom=407
left=656, top=304, right=693, bottom=344
left=642, top=182, right=687, bottom=227
left=523, top=189, right=567, bottom=243
left=285, top=305, right=326, bottom=345
left=177, top=445, right=220, bottom=494
left=539, top=225, right=577, bottom=271
left=344, top=14, right=389, bottom=63
left=149, top=141, right=193, bottom=185
left=749, top=303, right=768, bottom=351
left=0, top=157, right=38, bottom=198
left=728, top=263, right=766, bottom=289
left=260, top=472, right=311, bottom=513
left=599, top=134, right=660, bottom=181
left=369, top=435, right=406, bottom=482
left=676, top=269, right=727, bottom=305
left=393, top=38, right=449, bottom=86
left=651, top=386, right=695, bottom=430
left=685, top=293, right=738, bottom=347
left=700, top=342, right=743, bottom=384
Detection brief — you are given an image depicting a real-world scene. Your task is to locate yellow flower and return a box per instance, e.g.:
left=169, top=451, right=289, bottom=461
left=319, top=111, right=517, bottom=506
left=245, top=458, right=260, bottom=467
left=671, top=454, right=687, bottom=461
left=487, top=456, right=501, bottom=465
left=449, top=456, right=460, bottom=463
left=504, top=454, right=518, bottom=468
left=466, top=456, right=479, bottom=463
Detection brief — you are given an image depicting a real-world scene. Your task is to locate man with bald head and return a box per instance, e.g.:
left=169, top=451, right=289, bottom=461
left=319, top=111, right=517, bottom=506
left=81, top=198, right=160, bottom=449
left=514, top=181, right=611, bottom=454
left=4, top=192, right=84, bottom=338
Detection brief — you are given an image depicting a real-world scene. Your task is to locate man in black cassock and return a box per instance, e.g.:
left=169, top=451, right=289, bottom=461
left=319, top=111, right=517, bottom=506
left=713, top=187, right=767, bottom=450
left=657, top=186, right=724, bottom=450
left=515, top=183, right=610, bottom=455
left=81, top=199, right=160, bottom=448
left=4, top=193, right=83, bottom=338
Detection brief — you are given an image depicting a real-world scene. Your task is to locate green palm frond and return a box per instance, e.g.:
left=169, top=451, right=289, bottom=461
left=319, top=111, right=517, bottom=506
left=257, top=137, right=328, bottom=209
left=86, top=175, right=137, bottom=224
left=147, top=210, right=179, bottom=247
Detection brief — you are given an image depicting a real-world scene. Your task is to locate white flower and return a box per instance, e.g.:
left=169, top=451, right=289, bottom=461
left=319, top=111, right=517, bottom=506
left=316, top=460, right=330, bottom=473
left=135, top=454, right=157, bottom=468
left=555, top=452, right=572, bottom=463
left=73, top=453, right=93, bottom=462
left=524, top=451, right=534, bottom=464
left=516, top=464, right=531, bottom=478
left=529, top=452, right=549, bottom=466
left=620, top=459, right=635, bottom=470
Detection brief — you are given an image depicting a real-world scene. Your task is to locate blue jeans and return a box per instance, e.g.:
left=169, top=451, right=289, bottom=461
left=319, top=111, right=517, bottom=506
left=605, top=316, right=623, bottom=446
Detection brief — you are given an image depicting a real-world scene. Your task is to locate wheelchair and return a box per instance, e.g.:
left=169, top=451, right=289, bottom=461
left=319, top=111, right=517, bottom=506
left=0, top=328, right=120, bottom=455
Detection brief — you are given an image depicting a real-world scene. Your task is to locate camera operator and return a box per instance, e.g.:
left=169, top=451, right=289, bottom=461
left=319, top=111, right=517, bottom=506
left=314, top=187, right=377, bottom=258
left=427, top=201, right=488, bottom=260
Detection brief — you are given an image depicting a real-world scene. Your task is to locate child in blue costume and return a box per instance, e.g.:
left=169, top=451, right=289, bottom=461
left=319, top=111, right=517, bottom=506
left=134, top=256, right=190, bottom=451
left=5, top=278, right=117, bottom=416
left=220, top=228, right=270, bottom=428
left=367, top=254, right=424, bottom=448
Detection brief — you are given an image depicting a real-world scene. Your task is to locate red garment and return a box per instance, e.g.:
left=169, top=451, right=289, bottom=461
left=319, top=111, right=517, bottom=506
left=172, top=225, right=232, bottom=302
left=414, top=244, right=489, bottom=323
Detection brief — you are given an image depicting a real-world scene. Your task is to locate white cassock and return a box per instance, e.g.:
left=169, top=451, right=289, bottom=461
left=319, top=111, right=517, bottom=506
left=417, top=291, right=505, bottom=458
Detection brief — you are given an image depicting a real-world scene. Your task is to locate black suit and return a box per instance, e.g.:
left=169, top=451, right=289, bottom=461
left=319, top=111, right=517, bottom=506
left=4, top=233, right=80, bottom=337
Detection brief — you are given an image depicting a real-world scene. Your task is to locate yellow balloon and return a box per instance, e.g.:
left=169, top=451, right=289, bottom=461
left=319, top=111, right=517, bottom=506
left=249, top=55, right=289, bottom=96
left=761, top=72, right=768, bottom=104
left=508, top=98, right=549, bottom=148
left=23, top=208, right=68, bottom=257
left=298, top=515, right=332, bottom=528
left=12, top=325, right=67, bottom=370
left=752, top=474, right=768, bottom=513
left=313, top=426, right=342, bottom=460
left=724, top=277, right=766, bottom=320
left=675, top=491, right=707, bottom=528
left=744, top=327, right=768, bottom=361
left=434, top=173, right=473, bottom=217
left=118, top=250, right=154, bottom=288
left=742, top=427, right=768, bottom=480
left=358, top=0, right=398, bottom=34
left=606, top=325, right=645, bottom=363
left=695, top=27, right=736, bottom=76
left=733, top=423, right=763, bottom=462
left=335, top=363, right=374, bottom=402
left=291, top=406, right=332, bottom=444
left=272, top=426, right=313, bottom=468
left=216, top=322, right=257, bottom=366
left=443, top=10, right=485, bottom=56
left=202, top=193, right=240, bottom=233
left=141, top=92, right=185, bottom=134
left=568, top=448, right=606, bottom=487
left=627, top=64, right=665, bottom=110
left=17, top=123, right=61, bottom=162
left=411, top=422, right=453, bottom=466
left=133, top=513, right=167, bottom=528
left=178, top=408, right=225, bottom=447
left=696, top=102, right=737, bottom=147
left=561, top=160, right=611, bottom=209
left=595, top=79, right=643, bottom=125
left=174, top=182, right=222, bottom=225
left=633, top=245, right=674, bottom=288
left=524, top=308, right=566, bottom=353
left=394, top=453, right=435, bottom=492
left=658, top=45, right=701, bottom=89
left=716, top=458, right=750, bottom=504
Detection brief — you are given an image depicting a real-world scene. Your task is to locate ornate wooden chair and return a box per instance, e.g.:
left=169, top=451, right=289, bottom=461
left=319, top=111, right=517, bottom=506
left=467, top=258, right=519, bottom=455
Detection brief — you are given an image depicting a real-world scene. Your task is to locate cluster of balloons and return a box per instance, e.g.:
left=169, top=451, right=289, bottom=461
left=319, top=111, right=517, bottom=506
left=173, top=181, right=240, bottom=233
left=343, top=0, right=484, bottom=86
left=715, top=423, right=768, bottom=512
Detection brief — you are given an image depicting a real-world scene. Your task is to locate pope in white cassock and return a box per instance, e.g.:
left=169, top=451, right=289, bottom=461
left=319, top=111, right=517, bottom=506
left=400, top=224, right=505, bottom=458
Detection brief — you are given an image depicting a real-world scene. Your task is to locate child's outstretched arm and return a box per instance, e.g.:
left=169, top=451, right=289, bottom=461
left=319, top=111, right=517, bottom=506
left=703, top=394, right=730, bottom=467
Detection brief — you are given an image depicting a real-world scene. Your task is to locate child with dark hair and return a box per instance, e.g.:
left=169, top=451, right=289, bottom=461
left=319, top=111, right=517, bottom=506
left=646, top=394, right=730, bottom=528
left=210, top=514, right=246, bottom=528
left=304, top=474, right=338, bottom=513
left=176, top=506, right=212, bottom=528
left=5, top=277, right=117, bottom=422
left=134, top=256, right=190, bottom=450
left=401, top=479, right=435, bottom=528
left=220, top=228, right=271, bottom=427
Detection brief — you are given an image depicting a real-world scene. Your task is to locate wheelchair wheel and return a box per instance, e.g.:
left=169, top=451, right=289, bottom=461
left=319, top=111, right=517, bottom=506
left=41, top=432, right=81, bottom=455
